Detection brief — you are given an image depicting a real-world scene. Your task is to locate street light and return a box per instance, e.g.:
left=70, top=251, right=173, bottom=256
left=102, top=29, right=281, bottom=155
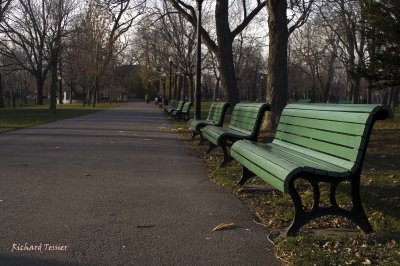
left=169, top=57, right=173, bottom=101
left=195, top=0, right=203, bottom=119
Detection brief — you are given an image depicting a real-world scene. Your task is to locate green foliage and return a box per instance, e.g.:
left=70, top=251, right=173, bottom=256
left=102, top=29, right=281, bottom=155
left=362, top=0, right=400, bottom=85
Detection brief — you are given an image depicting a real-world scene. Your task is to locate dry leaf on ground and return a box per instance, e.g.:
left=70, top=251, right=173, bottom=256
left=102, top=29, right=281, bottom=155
left=212, top=223, right=236, bottom=231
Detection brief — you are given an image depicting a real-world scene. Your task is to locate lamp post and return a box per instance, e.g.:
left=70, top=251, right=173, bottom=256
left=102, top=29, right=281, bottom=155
left=260, top=75, right=265, bottom=102
left=195, top=0, right=203, bottom=119
left=162, top=73, right=166, bottom=105
left=169, top=57, right=173, bottom=101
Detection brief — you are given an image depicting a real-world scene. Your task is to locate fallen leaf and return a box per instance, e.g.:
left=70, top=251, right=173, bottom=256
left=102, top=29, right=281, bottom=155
left=212, top=223, right=235, bottom=231
left=362, top=258, right=371, bottom=265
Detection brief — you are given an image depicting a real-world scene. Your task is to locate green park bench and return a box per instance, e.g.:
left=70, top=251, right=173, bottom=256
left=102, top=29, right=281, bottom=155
left=164, top=100, right=177, bottom=113
left=338, top=100, right=352, bottom=104
left=297, top=98, right=311, bottom=103
left=231, top=103, right=393, bottom=236
left=202, top=103, right=270, bottom=168
left=171, top=102, right=192, bottom=120
left=188, top=102, right=230, bottom=144
left=167, top=100, right=185, bottom=115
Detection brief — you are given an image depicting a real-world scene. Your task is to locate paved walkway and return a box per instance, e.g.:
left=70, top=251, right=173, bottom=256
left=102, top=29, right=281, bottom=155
left=0, top=102, right=278, bottom=265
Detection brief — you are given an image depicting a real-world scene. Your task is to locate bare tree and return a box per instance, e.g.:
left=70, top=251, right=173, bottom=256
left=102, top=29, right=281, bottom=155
left=166, top=0, right=267, bottom=106
left=319, top=0, right=367, bottom=103
left=0, top=0, right=13, bottom=108
left=131, top=2, right=197, bottom=102
left=0, top=0, right=75, bottom=108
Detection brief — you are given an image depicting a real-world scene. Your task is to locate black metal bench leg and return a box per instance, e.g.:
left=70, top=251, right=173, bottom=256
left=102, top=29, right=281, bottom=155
left=285, top=178, right=308, bottom=236
left=218, top=142, right=232, bottom=168
left=284, top=174, right=374, bottom=236
left=349, top=175, right=373, bottom=234
left=237, top=167, right=256, bottom=186
left=206, top=143, right=216, bottom=154
left=198, top=132, right=205, bottom=145
left=191, top=131, right=198, bottom=139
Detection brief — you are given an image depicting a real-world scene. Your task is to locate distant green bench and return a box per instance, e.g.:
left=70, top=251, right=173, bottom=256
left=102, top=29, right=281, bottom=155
left=231, top=104, right=393, bottom=236
left=202, top=103, right=270, bottom=168
left=338, top=100, right=352, bottom=104
left=163, top=100, right=177, bottom=113
left=297, top=98, right=311, bottom=103
left=167, top=100, right=185, bottom=115
left=172, top=102, right=192, bottom=120
left=188, top=102, right=230, bottom=144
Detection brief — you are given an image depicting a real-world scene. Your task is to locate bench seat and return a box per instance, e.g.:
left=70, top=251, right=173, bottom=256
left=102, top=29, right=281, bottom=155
left=231, top=140, right=351, bottom=193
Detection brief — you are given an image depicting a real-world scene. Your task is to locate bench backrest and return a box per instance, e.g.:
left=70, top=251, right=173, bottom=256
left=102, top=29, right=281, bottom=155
left=228, top=103, right=270, bottom=138
left=165, top=100, right=176, bottom=109
left=206, top=102, right=230, bottom=126
left=182, top=102, right=192, bottom=113
left=273, top=104, right=393, bottom=172
left=176, top=100, right=185, bottom=111
left=297, top=99, right=311, bottom=103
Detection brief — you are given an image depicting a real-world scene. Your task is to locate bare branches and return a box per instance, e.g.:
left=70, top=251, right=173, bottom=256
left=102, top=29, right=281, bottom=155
left=0, top=0, right=13, bottom=23
left=288, top=0, right=314, bottom=34
left=232, top=0, right=267, bottom=38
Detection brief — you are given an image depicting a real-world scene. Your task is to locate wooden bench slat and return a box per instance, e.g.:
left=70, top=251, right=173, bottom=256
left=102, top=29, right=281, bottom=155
left=229, top=121, right=256, bottom=132
left=272, top=139, right=356, bottom=171
left=283, top=108, right=371, bottom=124
left=231, top=150, right=287, bottom=192
left=233, top=140, right=350, bottom=179
left=286, top=103, right=383, bottom=112
left=277, top=123, right=365, bottom=149
left=279, top=115, right=367, bottom=136
left=265, top=143, right=350, bottom=174
left=275, top=130, right=361, bottom=162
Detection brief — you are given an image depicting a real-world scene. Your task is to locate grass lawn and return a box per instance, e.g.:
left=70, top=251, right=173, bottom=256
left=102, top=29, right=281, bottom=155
left=172, top=102, right=400, bottom=265
left=0, top=103, right=121, bottom=133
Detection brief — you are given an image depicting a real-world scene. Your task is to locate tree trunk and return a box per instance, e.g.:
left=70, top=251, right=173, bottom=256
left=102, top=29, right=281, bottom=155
left=215, top=0, right=239, bottom=106
left=189, top=75, right=195, bottom=103
left=58, top=58, right=63, bottom=105
left=213, top=77, right=220, bottom=101
left=352, top=75, right=361, bottom=104
left=367, top=80, right=373, bottom=104
left=0, top=72, right=4, bottom=108
left=323, top=50, right=336, bottom=102
left=264, top=0, right=289, bottom=132
left=36, top=70, right=44, bottom=105
left=392, top=86, right=399, bottom=109
left=50, top=58, right=58, bottom=113
left=11, top=91, right=16, bottom=108
left=387, top=86, right=395, bottom=107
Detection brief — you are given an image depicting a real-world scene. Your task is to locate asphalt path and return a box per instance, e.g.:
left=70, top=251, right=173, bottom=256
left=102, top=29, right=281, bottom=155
left=0, top=102, right=278, bottom=266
